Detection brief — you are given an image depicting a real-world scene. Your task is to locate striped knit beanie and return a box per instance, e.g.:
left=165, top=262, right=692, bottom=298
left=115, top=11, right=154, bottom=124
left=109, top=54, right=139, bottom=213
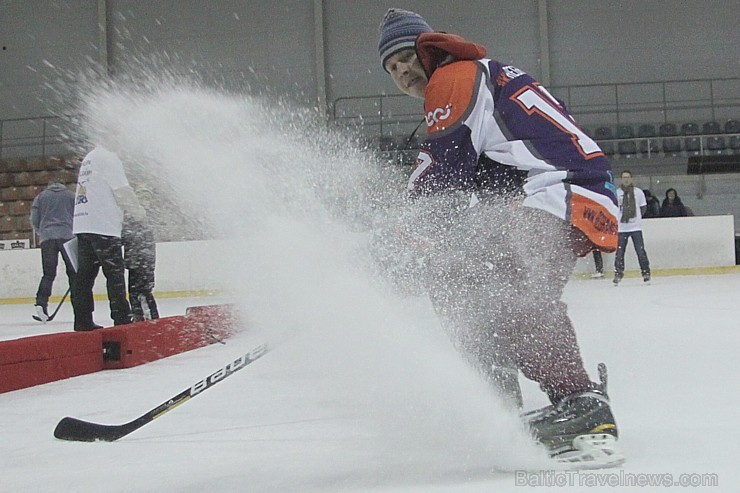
left=378, top=9, right=433, bottom=72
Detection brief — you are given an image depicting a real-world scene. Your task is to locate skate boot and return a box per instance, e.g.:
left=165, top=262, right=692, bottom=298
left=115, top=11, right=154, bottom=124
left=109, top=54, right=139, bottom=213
left=612, top=273, right=623, bottom=286
left=523, top=364, right=624, bottom=468
left=34, top=304, right=49, bottom=322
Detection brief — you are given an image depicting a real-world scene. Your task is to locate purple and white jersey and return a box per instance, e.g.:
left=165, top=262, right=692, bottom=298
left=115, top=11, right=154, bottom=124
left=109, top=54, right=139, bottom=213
left=410, top=59, right=618, bottom=252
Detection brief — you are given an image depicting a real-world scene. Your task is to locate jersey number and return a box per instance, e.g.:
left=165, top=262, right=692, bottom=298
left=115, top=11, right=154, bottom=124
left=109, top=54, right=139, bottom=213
left=512, top=85, right=603, bottom=158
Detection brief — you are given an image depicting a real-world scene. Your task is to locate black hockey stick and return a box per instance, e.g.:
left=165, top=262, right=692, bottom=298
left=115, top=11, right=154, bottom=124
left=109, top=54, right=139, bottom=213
left=53, top=343, right=268, bottom=442
left=33, top=287, right=71, bottom=322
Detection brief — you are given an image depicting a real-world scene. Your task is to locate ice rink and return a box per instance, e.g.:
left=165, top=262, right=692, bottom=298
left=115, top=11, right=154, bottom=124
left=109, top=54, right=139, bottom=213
left=1, top=272, right=737, bottom=492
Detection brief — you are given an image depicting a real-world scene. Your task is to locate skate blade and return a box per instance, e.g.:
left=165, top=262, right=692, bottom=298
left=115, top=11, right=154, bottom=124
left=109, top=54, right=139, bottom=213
left=552, top=434, right=625, bottom=470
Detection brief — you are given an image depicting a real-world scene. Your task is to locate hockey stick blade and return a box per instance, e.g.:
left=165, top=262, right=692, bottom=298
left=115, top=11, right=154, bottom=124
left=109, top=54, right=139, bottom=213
left=33, top=288, right=71, bottom=322
left=54, top=343, right=268, bottom=442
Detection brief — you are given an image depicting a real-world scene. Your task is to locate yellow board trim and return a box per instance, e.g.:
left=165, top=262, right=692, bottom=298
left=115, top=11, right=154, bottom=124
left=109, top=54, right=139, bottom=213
left=0, top=289, right=224, bottom=306
left=572, top=265, right=740, bottom=280
left=2, top=266, right=739, bottom=304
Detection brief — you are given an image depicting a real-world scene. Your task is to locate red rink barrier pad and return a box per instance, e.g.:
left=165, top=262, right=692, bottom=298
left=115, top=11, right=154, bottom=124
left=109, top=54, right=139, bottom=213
left=101, top=304, right=237, bottom=369
left=0, top=332, right=103, bottom=394
left=0, top=304, right=238, bottom=393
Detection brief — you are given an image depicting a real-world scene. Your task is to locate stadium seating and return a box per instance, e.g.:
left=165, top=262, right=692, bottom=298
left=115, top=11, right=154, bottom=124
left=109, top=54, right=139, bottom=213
left=594, top=126, right=615, bottom=155
left=702, top=121, right=722, bottom=135
left=637, top=124, right=660, bottom=155
left=616, top=125, right=637, bottom=156
left=659, top=123, right=682, bottom=154
left=681, top=122, right=702, bottom=155
left=700, top=121, right=727, bottom=154
left=0, top=156, right=78, bottom=241
left=724, top=119, right=739, bottom=134
left=729, top=135, right=740, bottom=154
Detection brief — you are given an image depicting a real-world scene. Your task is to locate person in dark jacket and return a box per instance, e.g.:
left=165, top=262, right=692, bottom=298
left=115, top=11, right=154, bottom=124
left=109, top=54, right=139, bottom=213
left=30, top=172, right=76, bottom=321
left=660, top=188, right=689, bottom=217
left=121, top=187, right=159, bottom=322
left=642, top=189, right=661, bottom=218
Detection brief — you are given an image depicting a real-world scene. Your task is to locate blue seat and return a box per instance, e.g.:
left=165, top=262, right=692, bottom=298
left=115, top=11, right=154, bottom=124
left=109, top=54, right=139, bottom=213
left=724, top=119, right=740, bottom=134
left=729, top=135, right=740, bottom=154
left=659, top=123, right=678, bottom=136
left=594, top=126, right=615, bottom=155
left=681, top=122, right=701, bottom=154
left=702, top=121, right=722, bottom=135
left=659, top=123, right=681, bottom=154
left=616, top=125, right=636, bottom=155
left=637, top=124, right=659, bottom=154
left=594, top=126, right=613, bottom=140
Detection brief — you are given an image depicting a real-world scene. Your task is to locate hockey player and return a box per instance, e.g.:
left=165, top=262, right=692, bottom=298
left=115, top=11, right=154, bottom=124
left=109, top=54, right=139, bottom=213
left=122, top=187, right=159, bottom=322
left=30, top=170, right=76, bottom=321
left=377, top=9, right=622, bottom=466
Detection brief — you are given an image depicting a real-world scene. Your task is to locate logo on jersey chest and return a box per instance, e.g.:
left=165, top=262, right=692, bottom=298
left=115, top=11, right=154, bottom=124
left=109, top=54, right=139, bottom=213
left=426, top=104, right=452, bottom=127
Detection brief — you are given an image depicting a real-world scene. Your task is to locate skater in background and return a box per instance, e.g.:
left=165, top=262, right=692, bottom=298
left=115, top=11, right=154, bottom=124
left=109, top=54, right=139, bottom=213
left=614, top=170, right=651, bottom=284
left=30, top=170, right=76, bottom=321
left=122, top=187, right=159, bottom=321
left=377, top=8, right=621, bottom=465
left=591, top=250, right=604, bottom=278
left=72, top=145, right=146, bottom=330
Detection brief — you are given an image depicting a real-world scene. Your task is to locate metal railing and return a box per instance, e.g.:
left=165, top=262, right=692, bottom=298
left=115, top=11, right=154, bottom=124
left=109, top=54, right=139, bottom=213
left=331, top=77, right=740, bottom=138
left=550, top=77, right=740, bottom=125
left=0, top=115, right=79, bottom=160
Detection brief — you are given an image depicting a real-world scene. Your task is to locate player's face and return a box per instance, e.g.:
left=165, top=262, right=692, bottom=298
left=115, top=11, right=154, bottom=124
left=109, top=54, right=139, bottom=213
left=385, top=49, right=428, bottom=99
left=620, top=173, right=633, bottom=186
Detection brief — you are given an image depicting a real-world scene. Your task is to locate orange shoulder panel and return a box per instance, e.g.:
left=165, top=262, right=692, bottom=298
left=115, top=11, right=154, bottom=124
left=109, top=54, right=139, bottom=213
left=424, top=61, right=479, bottom=134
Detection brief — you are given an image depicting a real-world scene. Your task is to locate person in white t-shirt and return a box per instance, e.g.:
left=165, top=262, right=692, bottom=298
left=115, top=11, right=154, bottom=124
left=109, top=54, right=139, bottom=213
left=614, top=170, right=651, bottom=285
left=71, top=145, right=146, bottom=330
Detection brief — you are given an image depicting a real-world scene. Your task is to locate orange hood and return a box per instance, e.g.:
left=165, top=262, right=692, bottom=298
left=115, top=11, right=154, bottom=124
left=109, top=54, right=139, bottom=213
left=416, top=32, right=487, bottom=77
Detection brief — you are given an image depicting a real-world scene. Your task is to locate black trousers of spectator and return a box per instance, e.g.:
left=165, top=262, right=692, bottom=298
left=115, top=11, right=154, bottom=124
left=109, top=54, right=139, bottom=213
left=592, top=250, right=604, bottom=274
left=72, top=233, right=132, bottom=329
left=35, top=238, right=75, bottom=307
left=614, top=231, right=651, bottom=276
left=128, top=268, right=159, bottom=321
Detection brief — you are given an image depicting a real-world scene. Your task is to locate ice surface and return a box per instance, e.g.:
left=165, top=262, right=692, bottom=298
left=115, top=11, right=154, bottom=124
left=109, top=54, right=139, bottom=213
left=1, top=273, right=738, bottom=492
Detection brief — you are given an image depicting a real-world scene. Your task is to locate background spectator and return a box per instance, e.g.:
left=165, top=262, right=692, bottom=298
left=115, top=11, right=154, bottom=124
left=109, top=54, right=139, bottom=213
left=614, top=170, right=651, bottom=284
left=71, top=145, right=146, bottom=331
left=642, top=189, right=661, bottom=218
left=660, top=188, right=689, bottom=217
left=29, top=170, right=76, bottom=321
left=122, top=186, right=159, bottom=321
left=591, top=250, right=604, bottom=278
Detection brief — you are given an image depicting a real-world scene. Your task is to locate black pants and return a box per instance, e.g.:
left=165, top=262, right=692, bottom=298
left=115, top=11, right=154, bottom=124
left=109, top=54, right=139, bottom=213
left=614, top=231, right=651, bottom=276
left=72, top=233, right=132, bottom=329
left=128, top=268, right=159, bottom=321
left=592, top=250, right=604, bottom=274
left=35, top=238, right=76, bottom=307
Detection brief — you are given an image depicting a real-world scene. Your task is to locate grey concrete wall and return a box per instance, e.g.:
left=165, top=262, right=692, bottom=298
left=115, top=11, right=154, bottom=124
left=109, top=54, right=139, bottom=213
left=1, top=0, right=738, bottom=123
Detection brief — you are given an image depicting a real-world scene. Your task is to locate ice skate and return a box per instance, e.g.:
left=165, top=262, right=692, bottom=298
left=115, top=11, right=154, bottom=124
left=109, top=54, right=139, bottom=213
left=591, top=272, right=604, bottom=279
left=612, top=273, right=622, bottom=286
left=33, top=304, right=49, bottom=323
left=524, top=365, right=624, bottom=469
left=643, top=272, right=651, bottom=284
